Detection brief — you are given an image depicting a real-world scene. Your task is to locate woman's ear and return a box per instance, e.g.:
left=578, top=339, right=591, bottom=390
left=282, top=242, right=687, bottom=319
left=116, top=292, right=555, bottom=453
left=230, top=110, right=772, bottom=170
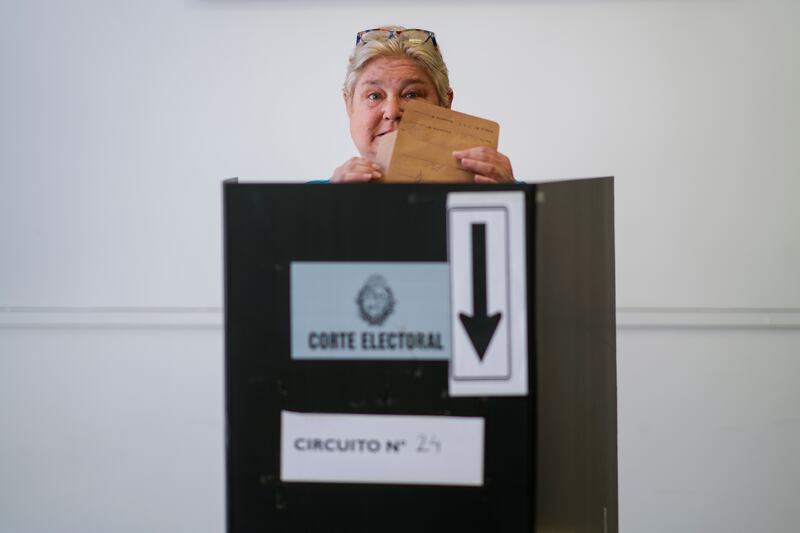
left=446, top=88, right=454, bottom=109
left=344, top=91, right=353, bottom=116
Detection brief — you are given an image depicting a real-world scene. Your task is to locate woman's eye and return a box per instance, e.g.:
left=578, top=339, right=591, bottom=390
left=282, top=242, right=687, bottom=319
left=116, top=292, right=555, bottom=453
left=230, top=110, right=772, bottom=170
left=367, top=93, right=381, bottom=101
left=404, top=91, right=419, bottom=99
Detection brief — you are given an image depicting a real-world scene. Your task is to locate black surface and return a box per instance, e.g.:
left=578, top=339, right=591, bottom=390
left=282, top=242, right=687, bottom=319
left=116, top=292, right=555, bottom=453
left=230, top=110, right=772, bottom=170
left=535, top=178, right=618, bottom=533
left=223, top=180, right=618, bottom=533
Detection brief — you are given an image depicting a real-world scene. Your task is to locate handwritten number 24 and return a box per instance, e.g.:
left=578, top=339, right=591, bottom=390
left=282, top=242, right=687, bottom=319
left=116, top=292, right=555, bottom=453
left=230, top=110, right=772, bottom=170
left=416, top=434, right=442, bottom=453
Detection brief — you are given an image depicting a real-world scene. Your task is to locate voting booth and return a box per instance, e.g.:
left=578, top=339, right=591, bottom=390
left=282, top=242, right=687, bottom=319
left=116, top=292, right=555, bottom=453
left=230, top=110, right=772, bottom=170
left=223, top=178, right=618, bottom=533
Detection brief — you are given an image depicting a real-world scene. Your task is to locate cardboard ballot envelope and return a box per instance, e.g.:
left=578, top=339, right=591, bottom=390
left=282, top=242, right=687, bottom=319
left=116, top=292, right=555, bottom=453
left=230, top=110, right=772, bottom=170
left=375, top=100, right=500, bottom=183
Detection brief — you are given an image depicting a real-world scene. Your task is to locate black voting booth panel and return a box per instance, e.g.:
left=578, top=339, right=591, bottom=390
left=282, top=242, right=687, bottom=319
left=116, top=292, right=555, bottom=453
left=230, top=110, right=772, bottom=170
left=223, top=179, right=618, bottom=533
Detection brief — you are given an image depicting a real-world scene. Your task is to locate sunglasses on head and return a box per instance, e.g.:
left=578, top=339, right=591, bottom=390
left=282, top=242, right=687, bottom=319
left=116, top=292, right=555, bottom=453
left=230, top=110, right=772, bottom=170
left=356, top=28, right=438, bottom=49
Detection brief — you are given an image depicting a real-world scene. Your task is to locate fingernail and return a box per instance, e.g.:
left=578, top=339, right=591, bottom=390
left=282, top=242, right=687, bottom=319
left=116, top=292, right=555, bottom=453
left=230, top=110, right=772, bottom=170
left=371, top=163, right=380, bottom=169
left=373, top=171, right=382, bottom=178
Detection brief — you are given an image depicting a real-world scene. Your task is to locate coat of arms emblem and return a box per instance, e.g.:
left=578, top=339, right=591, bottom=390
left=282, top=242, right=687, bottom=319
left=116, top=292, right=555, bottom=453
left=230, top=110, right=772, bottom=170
left=356, top=275, right=396, bottom=326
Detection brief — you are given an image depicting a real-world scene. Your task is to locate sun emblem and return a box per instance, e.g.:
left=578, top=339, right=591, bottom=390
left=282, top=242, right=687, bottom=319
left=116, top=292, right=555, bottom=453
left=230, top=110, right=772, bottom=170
left=356, top=274, right=396, bottom=326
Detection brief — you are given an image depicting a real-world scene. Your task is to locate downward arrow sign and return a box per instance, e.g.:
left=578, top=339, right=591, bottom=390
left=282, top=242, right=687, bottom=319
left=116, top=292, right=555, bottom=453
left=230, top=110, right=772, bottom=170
left=458, top=223, right=502, bottom=360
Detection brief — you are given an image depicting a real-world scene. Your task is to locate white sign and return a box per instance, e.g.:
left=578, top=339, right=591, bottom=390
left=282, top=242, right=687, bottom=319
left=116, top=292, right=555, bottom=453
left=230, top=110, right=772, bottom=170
left=447, top=191, right=529, bottom=396
left=290, top=262, right=451, bottom=360
left=280, top=411, right=484, bottom=486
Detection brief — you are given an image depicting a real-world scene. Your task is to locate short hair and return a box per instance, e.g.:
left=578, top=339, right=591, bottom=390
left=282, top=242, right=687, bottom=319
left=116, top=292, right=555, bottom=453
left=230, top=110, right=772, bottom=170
left=343, top=26, right=451, bottom=107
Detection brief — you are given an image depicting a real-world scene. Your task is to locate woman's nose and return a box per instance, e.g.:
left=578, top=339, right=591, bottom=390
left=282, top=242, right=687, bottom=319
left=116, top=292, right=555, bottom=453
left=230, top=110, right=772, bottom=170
left=382, top=97, right=403, bottom=120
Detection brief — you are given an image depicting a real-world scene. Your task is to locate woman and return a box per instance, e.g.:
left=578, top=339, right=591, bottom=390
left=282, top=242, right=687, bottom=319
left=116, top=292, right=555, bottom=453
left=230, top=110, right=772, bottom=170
left=331, top=27, right=515, bottom=184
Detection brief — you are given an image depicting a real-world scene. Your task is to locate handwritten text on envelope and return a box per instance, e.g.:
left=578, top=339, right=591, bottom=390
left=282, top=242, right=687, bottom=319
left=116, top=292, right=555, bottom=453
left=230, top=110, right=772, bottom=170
left=375, top=100, right=500, bottom=183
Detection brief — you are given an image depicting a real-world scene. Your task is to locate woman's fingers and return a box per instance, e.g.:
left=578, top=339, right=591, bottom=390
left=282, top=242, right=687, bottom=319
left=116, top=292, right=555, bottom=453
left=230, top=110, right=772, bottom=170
left=453, top=146, right=514, bottom=183
left=331, top=149, right=514, bottom=183
left=331, top=157, right=382, bottom=183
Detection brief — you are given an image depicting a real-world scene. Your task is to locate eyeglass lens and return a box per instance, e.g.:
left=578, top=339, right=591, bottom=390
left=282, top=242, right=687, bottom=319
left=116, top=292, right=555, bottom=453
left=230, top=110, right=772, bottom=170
left=358, top=29, right=434, bottom=47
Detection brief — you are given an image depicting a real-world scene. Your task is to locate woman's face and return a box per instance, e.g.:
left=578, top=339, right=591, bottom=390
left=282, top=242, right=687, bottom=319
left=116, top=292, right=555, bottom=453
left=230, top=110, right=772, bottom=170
left=345, top=56, right=446, bottom=160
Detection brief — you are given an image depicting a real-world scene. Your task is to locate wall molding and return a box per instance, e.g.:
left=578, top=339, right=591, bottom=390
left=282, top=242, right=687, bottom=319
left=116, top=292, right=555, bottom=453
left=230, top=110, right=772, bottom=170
left=0, top=306, right=223, bottom=329
left=616, top=307, right=800, bottom=329
left=2, top=306, right=799, bottom=330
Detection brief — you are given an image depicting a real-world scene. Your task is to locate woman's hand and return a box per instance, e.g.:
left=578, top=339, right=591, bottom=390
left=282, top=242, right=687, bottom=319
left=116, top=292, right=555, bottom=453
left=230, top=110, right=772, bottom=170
left=453, top=146, right=515, bottom=184
left=331, top=157, right=382, bottom=183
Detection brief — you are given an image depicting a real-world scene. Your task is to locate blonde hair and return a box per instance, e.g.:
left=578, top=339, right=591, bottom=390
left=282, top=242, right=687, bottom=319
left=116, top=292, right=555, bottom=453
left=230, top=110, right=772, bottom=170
left=343, top=26, right=451, bottom=107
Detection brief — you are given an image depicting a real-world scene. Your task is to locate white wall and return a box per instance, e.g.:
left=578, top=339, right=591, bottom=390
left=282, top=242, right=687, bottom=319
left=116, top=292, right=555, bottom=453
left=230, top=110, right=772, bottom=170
left=1, top=1, right=798, bottom=532
left=618, top=323, right=800, bottom=532
left=0, top=324, right=224, bottom=533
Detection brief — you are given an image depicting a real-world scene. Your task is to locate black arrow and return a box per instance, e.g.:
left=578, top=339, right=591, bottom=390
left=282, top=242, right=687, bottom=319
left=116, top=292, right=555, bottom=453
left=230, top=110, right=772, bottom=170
left=459, top=223, right=502, bottom=361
